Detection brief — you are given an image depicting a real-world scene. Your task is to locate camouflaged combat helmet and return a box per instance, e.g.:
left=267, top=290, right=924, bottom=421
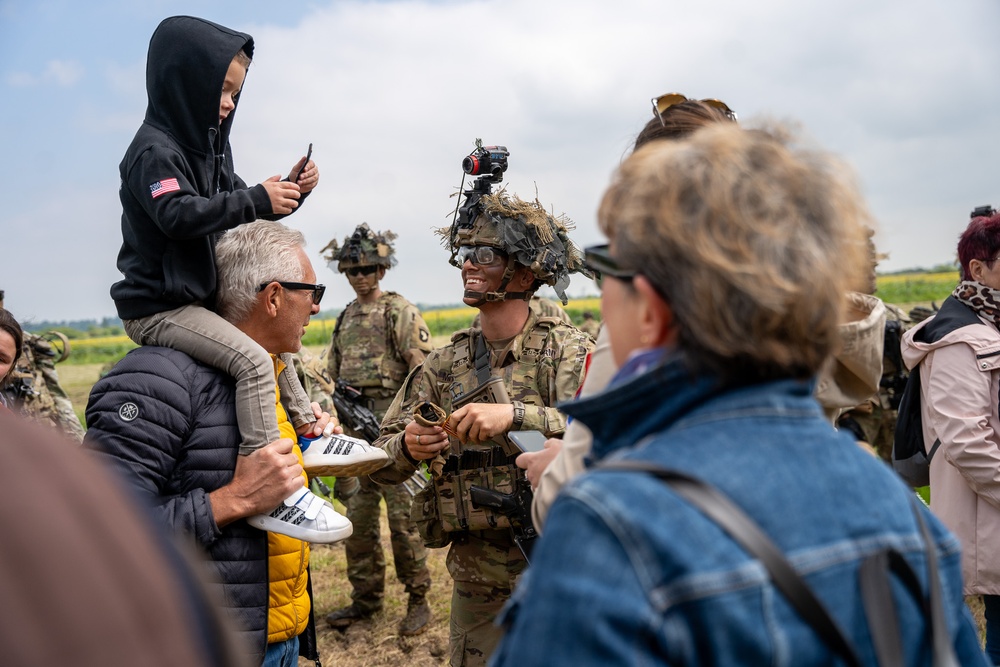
left=321, top=223, right=397, bottom=273
left=439, top=189, right=590, bottom=305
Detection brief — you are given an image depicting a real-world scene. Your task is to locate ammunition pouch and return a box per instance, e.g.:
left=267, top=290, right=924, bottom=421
left=410, top=482, right=452, bottom=548
left=433, top=462, right=522, bottom=533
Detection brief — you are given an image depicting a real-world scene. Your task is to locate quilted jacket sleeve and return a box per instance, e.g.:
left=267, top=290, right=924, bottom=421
left=83, top=347, right=226, bottom=548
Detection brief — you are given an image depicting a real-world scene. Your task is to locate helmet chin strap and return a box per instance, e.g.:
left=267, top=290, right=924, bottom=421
left=463, top=256, right=532, bottom=306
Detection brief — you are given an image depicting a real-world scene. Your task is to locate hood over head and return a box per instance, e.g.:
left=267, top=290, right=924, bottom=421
left=144, top=16, right=254, bottom=157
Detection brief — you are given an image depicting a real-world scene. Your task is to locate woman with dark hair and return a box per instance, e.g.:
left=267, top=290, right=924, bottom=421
left=902, top=210, right=1000, bottom=663
left=0, top=308, right=24, bottom=409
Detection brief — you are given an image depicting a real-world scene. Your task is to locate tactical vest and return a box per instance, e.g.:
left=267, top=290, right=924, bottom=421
left=429, top=317, right=559, bottom=534
left=333, top=293, right=411, bottom=393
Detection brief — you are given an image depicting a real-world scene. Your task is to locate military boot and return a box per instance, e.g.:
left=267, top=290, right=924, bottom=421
left=325, top=602, right=377, bottom=629
left=398, top=595, right=431, bottom=636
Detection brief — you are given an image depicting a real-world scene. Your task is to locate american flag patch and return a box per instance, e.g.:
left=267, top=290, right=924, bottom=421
left=149, top=178, right=180, bottom=199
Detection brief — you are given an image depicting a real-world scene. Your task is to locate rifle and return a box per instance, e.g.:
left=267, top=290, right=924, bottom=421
left=469, top=476, right=539, bottom=562
left=333, top=379, right=428, bottom=494
left=332, top=379, right=381, bottom=443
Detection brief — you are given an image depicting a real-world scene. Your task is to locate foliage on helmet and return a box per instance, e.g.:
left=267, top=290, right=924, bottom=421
left=321, top=223, right=397, bottom=272
left=436, top=189, right=591, bottom=303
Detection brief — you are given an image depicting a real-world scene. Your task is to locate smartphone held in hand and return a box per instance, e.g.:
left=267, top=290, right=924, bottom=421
left=509, top=430, right=548, bottom=453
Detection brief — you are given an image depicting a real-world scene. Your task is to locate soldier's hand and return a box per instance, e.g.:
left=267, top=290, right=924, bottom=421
left=261, top=175, right=301, bottom=214
left=404, top=420, right=447, bottom=460
left=209, top=438, right=305, bottom=526
left=448, top=403, right=514, bottom=444
left=516, top=438, right=563, bottom=489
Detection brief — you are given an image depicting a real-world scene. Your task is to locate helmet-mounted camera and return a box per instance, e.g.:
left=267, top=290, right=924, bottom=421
left=462, top=143, right=509, bottom=183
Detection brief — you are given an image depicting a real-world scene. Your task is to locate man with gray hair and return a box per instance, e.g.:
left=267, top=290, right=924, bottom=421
left=85, top=221, right=371, bottom=664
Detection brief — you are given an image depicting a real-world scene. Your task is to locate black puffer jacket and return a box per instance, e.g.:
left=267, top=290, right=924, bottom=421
left=84, top=346, right=268, bottom=661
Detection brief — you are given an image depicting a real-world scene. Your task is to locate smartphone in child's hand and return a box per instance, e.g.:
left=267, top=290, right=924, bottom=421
left=293, top=142, right=313, bottom=182
left=509, top=430, right=548, bottom=453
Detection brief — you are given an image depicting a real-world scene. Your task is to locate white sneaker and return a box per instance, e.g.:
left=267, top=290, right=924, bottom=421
left=300, top=433, right=389, bottom=477
left=247, top=488, right=353, bottom=544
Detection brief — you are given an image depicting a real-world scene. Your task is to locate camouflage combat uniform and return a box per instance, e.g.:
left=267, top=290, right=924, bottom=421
left=3, top=331, right=85, bottom=443
left=328, top=291, right=434, bottom=616
left=578, top=315, right=601, bottom=339
left=371, top=311, right=593, bottom=666
left=837, top=302, right=912, bottom=460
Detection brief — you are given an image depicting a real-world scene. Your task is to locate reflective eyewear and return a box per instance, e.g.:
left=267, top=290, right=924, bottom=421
left=651, top=92, right=737, bottom=125
left=346, top=265, right=379, bottom=277
left=456, top=245, right=506, bottom=267
left=257, top=281, right=326, bottom=305
left=584, top=244, right=636, bottom=288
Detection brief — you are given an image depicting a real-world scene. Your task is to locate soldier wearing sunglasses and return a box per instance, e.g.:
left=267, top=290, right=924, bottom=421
left=318, top=223, right=435, bottom=636
left=370, top=190, right=593, bottom=667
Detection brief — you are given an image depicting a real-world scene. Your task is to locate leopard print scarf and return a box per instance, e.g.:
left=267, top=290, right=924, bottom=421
left=952, top=280, right=1000, bottom=326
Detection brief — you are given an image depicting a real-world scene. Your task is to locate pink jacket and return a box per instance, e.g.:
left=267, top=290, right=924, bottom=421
left=901, top=297, right=1000, bottom=594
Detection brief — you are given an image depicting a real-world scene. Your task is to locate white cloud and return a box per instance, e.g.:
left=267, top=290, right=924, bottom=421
left=4, top=0, right=1000, bottom=320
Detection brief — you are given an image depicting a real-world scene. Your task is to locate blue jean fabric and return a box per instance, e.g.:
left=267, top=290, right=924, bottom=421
left=491, top=352, right=987, bottom=666
left=262, top=636, right=299, bottom=667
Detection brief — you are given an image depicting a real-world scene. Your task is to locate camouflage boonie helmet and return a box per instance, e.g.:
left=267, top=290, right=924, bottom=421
left=439, top=190, right=590, bottom=304
left=321, top=223, right=397, bottom=273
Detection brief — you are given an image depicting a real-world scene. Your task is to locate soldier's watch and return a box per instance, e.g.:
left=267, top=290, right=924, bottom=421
left=511, top=401, right=526, bottom=430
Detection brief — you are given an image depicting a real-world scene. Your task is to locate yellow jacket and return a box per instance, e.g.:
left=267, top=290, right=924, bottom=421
left=267, top=358, right=311, bottom=644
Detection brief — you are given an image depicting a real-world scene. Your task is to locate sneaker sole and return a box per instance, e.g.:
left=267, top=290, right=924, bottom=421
left=246, top=515, right=354, bottom=544
left=303, top=456, right=389, bottom=477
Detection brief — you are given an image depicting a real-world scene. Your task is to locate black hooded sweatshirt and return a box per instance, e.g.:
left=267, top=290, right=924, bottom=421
left=112, top=16, right=295, bottom=320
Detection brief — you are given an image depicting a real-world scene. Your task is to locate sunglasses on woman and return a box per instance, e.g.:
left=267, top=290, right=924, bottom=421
left=651, top=92, right=737, bottom=125
left=584, top=244, right=636, bottom=288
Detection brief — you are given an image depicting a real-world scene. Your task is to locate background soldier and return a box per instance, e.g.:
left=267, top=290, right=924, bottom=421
left=371, top=186, right=594, bottom=667
left=0, top=290, right=85, bottom=442
left=578, top=310, right=601, bottom=338
left=320, top=224, right=435, bottom=636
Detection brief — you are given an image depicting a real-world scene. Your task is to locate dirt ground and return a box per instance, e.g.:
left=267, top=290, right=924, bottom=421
left=303, top=506, right=453, bottom=667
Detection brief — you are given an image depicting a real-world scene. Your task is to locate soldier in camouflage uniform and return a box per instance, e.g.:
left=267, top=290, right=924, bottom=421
left=578, top=310, right=601, bottom=339
left=371, top=190, right=594, bottom=667
left=318, top=224, right=435, bottom=636
left=0, top=291, right=85, bottom=442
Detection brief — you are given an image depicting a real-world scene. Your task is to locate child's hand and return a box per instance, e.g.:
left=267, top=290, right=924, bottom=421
left=262, top=175, right=301, bottom=214
left=289, top=157, right=320, bottom=194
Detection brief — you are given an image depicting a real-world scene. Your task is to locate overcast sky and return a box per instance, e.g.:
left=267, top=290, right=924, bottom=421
left=2, top=0, right=998, bottom=324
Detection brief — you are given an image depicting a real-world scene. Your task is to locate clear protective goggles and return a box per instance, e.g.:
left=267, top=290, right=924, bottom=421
left=456, top=245, right=507, bottom=267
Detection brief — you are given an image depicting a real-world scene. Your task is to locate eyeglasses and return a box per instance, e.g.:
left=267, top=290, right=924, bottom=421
left=584, top=244, right=636, bottom=288
left=345, top=265, right=379, bottom=277
left=257, top=281, right=326, bottom=305
left=456, top=245, right=506, bottom=267
left=651, top=92, right=737, bottom=125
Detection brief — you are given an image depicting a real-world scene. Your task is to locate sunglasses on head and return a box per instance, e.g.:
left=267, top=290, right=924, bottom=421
left=257, top=281, right=326, bottom=305
left=345, top=265, right=379, bottom=277
left=584, top=244, right=637, bottom=288
left=456, top=245, right=507, bottom=267
left=651, top=92, right=737, bottom=125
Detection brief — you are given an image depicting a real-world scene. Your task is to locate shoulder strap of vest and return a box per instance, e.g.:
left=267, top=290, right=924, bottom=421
left=523, top=316, right=559, bottom=353
left=333, top=300, right=357, bottom=339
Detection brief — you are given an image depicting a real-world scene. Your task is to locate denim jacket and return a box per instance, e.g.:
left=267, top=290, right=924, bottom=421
left=492, top=352, right=986, bottom=666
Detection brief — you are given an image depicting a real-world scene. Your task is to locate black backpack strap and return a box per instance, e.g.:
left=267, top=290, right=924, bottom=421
left=597, top=460, right=863, bottom=667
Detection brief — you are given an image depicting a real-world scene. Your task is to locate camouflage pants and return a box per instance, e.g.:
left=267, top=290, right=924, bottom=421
left=447, top=530, right=526, bottom=667
left=344, top=476, right=430, bottom=613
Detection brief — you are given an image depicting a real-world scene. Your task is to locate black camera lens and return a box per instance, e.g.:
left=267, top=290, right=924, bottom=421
left=462, top=154, right=484, bottom=175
